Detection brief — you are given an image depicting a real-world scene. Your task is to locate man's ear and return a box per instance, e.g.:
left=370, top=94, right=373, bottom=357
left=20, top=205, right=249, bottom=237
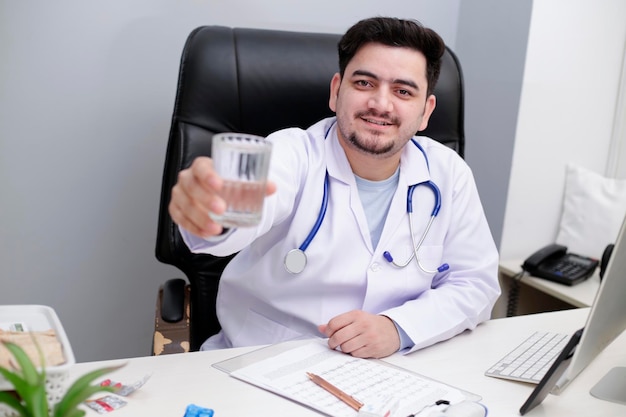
left=418, top=94, right=437, bottom=132
left=328, top=73, right=341, bottom=112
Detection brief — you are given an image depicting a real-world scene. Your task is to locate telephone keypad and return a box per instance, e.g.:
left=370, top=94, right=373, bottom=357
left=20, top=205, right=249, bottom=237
left=540, top=254, right=598, bottom=285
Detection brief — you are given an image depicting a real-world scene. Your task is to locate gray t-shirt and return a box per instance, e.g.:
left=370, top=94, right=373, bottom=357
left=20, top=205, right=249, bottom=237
left=354, top=167, right=400, bottom=249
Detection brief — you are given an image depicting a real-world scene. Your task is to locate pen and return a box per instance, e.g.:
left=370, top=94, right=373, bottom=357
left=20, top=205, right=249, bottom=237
left=306, top=372, right=364, bottom=411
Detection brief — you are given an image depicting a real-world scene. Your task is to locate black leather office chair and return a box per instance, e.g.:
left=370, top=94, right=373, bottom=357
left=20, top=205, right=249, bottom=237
left=153, top=25, right=465, bottom=355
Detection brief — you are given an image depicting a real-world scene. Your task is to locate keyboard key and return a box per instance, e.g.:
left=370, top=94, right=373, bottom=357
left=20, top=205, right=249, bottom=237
left=485, top=331, right=569, bottom=384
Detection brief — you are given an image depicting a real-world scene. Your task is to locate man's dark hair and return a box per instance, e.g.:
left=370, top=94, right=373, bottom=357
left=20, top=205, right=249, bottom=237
left=338, top=17, right=445, bottom=96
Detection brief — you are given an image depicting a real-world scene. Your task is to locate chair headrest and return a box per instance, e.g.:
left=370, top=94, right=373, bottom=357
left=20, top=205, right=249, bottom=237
left=172, top=26, right=464, bottom=155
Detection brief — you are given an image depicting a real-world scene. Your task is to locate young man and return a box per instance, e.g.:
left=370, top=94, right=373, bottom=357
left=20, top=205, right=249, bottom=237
left=169, top=17, right=500, bottom=358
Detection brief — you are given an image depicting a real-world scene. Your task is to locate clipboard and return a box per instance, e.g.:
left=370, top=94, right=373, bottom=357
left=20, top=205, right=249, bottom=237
left=212, top=337, right=314, bottom=374
left=213, top=338, right=481, bottom=417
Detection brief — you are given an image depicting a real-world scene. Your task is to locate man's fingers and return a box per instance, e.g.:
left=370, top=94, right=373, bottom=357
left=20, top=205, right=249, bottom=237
left=265, top=180, right=277, bottom=196
left=321, top=312, right=400, bottom=358
left=169, top=157, right=228, bottom=238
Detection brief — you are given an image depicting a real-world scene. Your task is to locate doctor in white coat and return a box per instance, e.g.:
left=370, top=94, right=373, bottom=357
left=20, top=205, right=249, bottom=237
left=169, top=17, right=500, bottom=359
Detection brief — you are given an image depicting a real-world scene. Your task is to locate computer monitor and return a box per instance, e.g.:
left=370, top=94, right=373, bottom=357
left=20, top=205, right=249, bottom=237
left=552, top=213, right=626, bottom=400
left=520, top=213, right=626, bottom=413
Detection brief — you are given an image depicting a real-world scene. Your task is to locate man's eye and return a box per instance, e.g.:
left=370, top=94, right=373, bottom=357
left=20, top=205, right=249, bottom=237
left=355, top=80, right=371, bottom=87
left=397, top=89, right=411, bottom=96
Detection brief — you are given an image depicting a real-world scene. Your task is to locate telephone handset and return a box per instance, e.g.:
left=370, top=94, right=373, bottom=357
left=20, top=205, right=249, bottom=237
left=522, top=244, right=599, bottom=286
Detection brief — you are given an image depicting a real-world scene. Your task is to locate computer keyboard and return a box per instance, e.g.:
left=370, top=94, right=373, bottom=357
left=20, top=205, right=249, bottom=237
left=485, top=331, right=570, bottom=384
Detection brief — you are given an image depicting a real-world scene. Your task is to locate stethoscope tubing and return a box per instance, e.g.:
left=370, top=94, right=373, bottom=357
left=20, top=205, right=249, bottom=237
left=382, top=179, right=449, bottom=273
left=283, top=123, right=448, bottom=274
left=283, top=172, right=330, bottom=274
left=299, top=172, right=329, bottom=252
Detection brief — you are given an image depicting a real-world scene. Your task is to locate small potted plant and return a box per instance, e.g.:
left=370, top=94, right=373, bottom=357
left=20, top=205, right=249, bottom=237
left=0, top=341, right=121, bottom=417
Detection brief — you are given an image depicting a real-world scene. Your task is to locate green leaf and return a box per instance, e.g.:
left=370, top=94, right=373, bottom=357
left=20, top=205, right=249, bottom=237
left=2, top=341, right=42, bottom=385
left=0, top=365, right=46, bottom=415
left=54, top=384, right=114, bottom=417
left=0, top=390, right=29, bottom=415
left=64, top=408, right=86, bottom=417
left=2, top=377, right=48, bottom=417
left=0, top=367, right=29, bottom=396
left=1, top=341, right=49, bottom=417
left=53, top=364, right=123, bottom=417
left=25, top=383, right=49, bottom=417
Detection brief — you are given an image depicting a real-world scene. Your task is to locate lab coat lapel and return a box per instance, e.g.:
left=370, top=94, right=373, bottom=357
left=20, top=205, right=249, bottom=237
left=325, top=128, right=374, bottom=251
left=377, top=139, right=432, bottom=251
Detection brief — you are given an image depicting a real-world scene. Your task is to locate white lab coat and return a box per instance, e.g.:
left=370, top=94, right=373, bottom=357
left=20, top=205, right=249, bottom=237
left=182, top=117, right=500, bottom=353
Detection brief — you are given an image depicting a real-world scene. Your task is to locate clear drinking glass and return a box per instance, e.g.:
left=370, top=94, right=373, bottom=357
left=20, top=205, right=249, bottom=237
left=209, top=132, right=273, bottom=228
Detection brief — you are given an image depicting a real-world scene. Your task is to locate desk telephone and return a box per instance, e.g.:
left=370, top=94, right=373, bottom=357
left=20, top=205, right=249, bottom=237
left=522, top=244, right=599, bottom=286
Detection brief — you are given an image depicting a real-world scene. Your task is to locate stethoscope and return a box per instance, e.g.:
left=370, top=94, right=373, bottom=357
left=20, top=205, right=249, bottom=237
left=284, top=124, right=450, bottom=275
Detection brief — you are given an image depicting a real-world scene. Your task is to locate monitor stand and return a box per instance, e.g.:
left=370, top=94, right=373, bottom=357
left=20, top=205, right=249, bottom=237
left=590, top=367, right=626, bottom=405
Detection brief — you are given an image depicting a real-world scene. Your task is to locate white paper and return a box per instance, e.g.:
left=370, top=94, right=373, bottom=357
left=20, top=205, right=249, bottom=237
left=230, top=339, right=469, bottom=417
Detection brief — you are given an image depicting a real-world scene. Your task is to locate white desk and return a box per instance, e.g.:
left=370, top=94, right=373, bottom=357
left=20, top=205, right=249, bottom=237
left=69, top=308, right=625, bottom=416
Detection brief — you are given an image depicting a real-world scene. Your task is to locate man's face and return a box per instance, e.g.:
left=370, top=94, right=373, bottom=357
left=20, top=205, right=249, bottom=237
left=329, top=42, right=436, bottom=160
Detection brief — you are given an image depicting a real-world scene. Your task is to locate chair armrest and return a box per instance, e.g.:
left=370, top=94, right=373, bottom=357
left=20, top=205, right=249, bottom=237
left=161, top=278, right=186, bottom=322
left=153, top=278, right=191, bottom=355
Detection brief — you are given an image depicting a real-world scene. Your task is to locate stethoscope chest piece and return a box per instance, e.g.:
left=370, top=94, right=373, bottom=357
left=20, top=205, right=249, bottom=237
left=285, top=248, right=307, bottom=274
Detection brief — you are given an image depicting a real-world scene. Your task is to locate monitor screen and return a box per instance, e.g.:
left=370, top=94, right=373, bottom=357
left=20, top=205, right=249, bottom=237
left=553, top=213, right=626, bottom=399
left=520, top=213, right=626, bottom=413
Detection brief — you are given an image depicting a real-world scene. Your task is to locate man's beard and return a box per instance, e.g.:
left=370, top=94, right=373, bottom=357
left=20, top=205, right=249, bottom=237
left=347, top=132, right=395, bottom=156
left=342, top=111, right=403, bottom=157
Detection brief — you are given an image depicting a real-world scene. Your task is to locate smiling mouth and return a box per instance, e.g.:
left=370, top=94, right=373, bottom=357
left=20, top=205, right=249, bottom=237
left=363, top=117, right=393, bottom=126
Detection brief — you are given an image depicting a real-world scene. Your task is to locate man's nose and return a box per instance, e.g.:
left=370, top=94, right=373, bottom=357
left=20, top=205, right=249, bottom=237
left=367, top=88, right=394, bottom=113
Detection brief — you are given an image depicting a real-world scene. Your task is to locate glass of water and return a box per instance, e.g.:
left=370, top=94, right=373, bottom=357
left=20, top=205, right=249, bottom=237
left=209, top=132, right=273, bottom=228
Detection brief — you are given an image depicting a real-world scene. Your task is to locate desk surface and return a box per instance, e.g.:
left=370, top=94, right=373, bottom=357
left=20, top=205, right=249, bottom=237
left=499, top=260, right=600, bottom=308
left=71, top=308, right=625, bottom=417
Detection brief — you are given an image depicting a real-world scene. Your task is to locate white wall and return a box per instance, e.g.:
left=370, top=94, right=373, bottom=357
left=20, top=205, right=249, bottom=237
left=607, top=48, right=626, bottom=178
left=500, top=0, right=626, bottom=259
left=456, top=0, right=532, bottom=248
left=0, top=0, right=464, bottom=361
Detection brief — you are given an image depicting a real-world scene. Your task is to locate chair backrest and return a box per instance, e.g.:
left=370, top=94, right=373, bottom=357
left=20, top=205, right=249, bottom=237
left=156, top=25, right=465, bottom=350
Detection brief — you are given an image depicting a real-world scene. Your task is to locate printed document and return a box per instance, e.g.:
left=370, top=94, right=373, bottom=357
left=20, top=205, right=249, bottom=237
left=230, top=339, right=471, bottom=417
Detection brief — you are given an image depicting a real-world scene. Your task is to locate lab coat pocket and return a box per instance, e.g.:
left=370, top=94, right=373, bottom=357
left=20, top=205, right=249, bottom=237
left=231, top=309, right=303, bottom=346
left=385, top=244, right=444, bottom=273
left=415, top=244, right=445, bottom=273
